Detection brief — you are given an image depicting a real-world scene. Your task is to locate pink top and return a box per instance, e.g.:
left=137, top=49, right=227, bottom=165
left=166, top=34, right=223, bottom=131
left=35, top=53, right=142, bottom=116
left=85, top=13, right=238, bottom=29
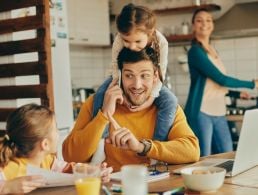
left=200, top=54, right=228, bottom=116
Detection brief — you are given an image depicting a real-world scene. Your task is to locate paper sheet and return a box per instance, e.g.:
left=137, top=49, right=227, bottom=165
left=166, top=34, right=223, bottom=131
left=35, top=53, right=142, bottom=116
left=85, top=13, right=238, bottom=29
left=27, top=164, right=74, bottom=187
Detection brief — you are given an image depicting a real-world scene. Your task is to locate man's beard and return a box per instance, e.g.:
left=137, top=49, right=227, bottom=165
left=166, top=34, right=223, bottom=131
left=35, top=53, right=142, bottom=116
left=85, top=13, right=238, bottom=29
left=123, top=89, right=148, bottom=107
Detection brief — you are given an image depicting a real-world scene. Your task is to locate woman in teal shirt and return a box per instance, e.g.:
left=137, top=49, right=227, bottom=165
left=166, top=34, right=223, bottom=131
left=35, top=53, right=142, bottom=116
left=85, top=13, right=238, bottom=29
left=185, top=8, right=258, bottom=156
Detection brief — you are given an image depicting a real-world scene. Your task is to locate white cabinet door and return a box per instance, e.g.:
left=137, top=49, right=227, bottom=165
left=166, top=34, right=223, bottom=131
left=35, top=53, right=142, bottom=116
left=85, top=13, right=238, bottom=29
left=67, top=0, right=110, bottom=46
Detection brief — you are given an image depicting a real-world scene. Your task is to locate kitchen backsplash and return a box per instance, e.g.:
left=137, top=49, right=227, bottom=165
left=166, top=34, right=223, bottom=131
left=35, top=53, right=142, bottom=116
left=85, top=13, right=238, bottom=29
left=69, top=45, right=112, bottom=90
left=69, top=36, right=258, bottom=107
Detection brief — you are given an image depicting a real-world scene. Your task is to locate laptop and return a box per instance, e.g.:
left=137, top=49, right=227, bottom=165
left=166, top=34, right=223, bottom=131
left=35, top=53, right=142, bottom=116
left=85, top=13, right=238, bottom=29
left=173, top=109, right=258, bottom=177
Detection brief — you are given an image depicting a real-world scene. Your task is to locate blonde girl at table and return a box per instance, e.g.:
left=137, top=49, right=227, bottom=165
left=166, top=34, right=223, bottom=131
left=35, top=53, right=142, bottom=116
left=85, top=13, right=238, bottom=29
left=0, top=104, right=112, bottom=186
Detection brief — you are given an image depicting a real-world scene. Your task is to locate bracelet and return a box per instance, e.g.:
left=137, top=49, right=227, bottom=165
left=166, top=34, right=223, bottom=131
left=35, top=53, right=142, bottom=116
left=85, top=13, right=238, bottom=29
left=137, top=139, right=152, bottom=156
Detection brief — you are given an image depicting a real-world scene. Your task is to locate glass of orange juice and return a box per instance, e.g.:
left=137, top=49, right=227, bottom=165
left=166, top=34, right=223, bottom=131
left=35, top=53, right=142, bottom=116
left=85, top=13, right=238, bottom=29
left=73, top=163, right=101, bottom=195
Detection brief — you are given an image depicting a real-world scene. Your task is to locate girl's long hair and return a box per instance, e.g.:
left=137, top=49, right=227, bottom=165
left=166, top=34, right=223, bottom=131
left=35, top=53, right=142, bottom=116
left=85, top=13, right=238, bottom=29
left=0, top=103, right=54, bottom=167
left=116, top=3, right=160, bottom=66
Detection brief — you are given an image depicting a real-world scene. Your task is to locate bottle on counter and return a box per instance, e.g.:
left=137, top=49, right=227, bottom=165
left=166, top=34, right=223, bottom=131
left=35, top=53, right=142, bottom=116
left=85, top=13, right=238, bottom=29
left=181, top=21, right=189, bottom=35
left=193, top=0, right=201, bottom=6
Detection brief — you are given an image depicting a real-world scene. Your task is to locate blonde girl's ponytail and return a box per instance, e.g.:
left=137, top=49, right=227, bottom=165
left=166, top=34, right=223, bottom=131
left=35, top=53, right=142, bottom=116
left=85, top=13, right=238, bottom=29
left=151, top=30, right=162, bottom=82
left=0, top=131, right=17, bottom=167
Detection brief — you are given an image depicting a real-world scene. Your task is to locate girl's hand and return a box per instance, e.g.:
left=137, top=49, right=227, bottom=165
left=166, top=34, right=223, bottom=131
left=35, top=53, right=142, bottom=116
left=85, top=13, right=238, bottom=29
left=254, top=79, right=258, bottom=89
left=100, top=162, right=113, bottom=183
left=62, top=162, right=76, bottom=173
left=1, top=175, right=45, bottom=194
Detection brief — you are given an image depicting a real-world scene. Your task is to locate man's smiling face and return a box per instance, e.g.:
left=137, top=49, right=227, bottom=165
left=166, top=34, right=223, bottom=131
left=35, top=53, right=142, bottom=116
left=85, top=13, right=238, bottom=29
left=122, top=60, right=158, bottom=106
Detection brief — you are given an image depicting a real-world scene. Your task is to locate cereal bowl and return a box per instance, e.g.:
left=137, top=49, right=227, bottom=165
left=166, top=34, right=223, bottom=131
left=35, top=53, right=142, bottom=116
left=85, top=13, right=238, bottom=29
left=181, top=166, right=226, bottom=192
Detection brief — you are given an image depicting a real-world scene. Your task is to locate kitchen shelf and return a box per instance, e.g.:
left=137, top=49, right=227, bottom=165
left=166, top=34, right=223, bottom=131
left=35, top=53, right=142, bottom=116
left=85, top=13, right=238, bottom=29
left=154, top=4, right=221, bottom=14
left=110, top=4, right=220, bottom=21
left=166, top=34, right=194, bottom=43
left=109, top=3, right=221, bottom=44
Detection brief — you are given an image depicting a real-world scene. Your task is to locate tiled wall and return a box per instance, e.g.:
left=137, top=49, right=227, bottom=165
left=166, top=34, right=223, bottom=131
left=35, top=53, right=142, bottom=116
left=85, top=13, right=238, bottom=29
left=69, top=45, right=112, bottom=90
left=69, top=36, right=258, bottom=107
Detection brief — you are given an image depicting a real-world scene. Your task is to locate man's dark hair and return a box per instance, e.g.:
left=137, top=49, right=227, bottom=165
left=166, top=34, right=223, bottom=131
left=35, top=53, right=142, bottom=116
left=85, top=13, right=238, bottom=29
left=117, top=47, right=162, bottom=81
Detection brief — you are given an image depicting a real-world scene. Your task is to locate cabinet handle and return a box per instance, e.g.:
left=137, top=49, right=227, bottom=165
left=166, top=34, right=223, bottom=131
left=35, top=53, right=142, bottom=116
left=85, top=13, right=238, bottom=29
left=82, top=38, right=88, bottom=41
left=69, top=37, right=75, bottom=40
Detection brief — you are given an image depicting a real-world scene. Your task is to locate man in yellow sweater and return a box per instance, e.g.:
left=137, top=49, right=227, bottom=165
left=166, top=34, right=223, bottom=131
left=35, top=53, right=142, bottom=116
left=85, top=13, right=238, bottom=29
left=63, top=47, right=200, bottom=171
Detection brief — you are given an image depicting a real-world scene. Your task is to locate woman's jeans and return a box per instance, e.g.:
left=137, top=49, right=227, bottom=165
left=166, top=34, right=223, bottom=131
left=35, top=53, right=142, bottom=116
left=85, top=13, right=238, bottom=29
left=195, top=111, right=233, bottom=156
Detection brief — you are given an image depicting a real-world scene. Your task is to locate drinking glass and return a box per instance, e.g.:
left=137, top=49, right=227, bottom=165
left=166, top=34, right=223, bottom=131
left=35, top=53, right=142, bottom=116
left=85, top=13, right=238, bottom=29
left=121, top=165, right=148, bottom=195
left=73, top=163, right=101, bottom=195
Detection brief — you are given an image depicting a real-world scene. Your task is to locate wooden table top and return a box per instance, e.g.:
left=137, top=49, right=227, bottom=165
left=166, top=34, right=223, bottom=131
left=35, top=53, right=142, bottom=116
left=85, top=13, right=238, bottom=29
left=28, top=152, right=258, bottom=195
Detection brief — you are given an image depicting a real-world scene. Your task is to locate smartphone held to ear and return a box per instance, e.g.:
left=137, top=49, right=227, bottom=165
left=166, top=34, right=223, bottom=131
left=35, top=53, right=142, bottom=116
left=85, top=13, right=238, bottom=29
left=118, top=70, right=121, bottom=87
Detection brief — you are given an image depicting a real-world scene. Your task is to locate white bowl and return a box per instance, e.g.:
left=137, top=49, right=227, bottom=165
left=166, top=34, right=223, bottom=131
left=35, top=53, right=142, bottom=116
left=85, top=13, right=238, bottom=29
left=181, top=166, right=226, bottom=192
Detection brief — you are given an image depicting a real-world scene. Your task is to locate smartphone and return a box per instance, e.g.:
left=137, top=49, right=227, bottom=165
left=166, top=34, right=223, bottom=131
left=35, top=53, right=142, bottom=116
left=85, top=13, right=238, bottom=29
left=118, top=70, right=121, bottom=87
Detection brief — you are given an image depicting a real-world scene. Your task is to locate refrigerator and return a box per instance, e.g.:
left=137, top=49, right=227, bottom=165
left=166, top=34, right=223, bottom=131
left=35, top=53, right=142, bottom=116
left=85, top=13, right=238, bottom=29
left=49, top=0, right=74, bottom=159
left=49, top=0, right=74, bottom=132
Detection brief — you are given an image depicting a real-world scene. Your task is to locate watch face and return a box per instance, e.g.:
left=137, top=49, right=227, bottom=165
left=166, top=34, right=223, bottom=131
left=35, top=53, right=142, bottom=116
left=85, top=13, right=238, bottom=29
left=138, top=139, right=151, bottom=156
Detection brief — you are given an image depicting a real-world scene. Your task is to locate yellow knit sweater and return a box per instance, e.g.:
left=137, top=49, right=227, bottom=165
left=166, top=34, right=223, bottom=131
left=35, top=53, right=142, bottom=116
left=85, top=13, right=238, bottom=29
left=63, top=95, right=200, bottom=171
left=2, top=154, right=55, bottom=180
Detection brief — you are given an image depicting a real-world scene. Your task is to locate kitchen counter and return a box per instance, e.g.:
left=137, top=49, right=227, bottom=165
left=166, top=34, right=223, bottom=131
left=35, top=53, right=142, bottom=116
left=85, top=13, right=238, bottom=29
left=226, top=114, right=244, bottom=122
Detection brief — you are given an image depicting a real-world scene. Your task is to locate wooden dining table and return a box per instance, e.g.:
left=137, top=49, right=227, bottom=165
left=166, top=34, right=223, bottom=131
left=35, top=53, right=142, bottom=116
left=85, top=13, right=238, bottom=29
left=28, top=152, right=258, bottom=194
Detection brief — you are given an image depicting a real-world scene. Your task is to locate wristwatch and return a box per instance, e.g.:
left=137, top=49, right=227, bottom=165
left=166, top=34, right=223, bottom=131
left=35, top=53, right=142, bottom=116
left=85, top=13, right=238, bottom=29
left=137, top=139, right=152, bottom=156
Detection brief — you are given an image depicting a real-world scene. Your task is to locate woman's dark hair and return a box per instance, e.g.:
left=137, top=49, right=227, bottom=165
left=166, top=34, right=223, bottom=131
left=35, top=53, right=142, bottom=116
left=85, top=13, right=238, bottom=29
left=116, top=3, right=160, bottom=65
left=0, top=103, right=54, bottom=167
left=117, top=47, right=163, bottom=82
left=191, top=8, right=209, bottom=24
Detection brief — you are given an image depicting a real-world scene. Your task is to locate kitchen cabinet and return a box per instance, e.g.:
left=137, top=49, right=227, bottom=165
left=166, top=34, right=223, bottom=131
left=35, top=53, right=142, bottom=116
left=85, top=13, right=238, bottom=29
left=67, top=0, right=110, bottom=46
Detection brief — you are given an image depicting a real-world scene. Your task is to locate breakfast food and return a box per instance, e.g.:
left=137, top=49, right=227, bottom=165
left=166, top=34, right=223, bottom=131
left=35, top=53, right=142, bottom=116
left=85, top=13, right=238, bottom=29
left=192, top=169, right=216, bottom=175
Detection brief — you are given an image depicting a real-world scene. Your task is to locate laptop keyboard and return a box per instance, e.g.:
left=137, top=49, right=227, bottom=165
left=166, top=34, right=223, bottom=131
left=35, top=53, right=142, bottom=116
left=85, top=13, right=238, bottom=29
left=215, top=160, right=234, bottom=172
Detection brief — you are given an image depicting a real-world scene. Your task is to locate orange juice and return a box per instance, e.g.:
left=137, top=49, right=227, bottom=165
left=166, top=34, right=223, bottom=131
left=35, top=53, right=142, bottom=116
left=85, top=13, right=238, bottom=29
left=75, top=177, right=101, bottom=195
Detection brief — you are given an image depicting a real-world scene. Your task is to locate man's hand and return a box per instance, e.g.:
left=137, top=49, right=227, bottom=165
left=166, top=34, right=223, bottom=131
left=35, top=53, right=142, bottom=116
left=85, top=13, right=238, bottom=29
left=106, top=114, right=144, bottom=153
left=102, top=78, right=123, bottom=118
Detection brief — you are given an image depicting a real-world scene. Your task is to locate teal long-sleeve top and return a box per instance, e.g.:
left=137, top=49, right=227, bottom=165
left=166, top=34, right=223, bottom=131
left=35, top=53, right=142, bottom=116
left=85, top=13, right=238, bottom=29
left=184, top=42, right=255, bottom=132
